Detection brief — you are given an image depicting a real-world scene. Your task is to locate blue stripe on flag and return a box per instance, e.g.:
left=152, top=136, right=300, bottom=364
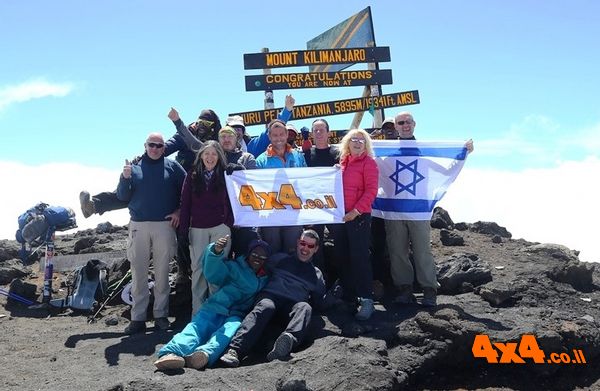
left=373, top=197, right=438, bottom=213
left=374, top=147, right=467, bottom=160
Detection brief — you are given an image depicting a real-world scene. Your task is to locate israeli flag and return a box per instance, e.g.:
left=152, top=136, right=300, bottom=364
left=372, top=140, right=468, bottom=220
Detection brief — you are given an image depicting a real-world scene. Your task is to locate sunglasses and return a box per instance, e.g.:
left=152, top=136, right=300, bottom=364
left=250, top=252, right=268, bottom=260
left=147, top=142, right=164, bottom=149
left=397, top=120, right=413, bottom=126
left=196, top=119, right=214, bottom=128
left=298, top=240, right=316, bottom=249
left=350, top=137, right=366, bottom=144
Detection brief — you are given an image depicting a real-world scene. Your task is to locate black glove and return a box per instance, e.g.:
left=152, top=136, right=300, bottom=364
left=226, top=163, right=245, bottom=175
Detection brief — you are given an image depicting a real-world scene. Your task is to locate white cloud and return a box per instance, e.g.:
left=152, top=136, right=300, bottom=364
left=0, top=79, right=74, bottom=111
left=439, top=156, right=600, bottom=262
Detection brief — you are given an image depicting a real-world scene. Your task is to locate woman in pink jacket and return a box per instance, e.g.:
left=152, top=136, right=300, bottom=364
left=334, top=129, right=379, bottom=321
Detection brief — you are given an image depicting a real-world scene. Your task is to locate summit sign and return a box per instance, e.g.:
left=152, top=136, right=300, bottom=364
left=244, top=47, right=390, bottom=70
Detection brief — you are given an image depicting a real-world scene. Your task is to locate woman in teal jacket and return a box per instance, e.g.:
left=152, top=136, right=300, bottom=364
left=154, top=237, right=271, bottom=371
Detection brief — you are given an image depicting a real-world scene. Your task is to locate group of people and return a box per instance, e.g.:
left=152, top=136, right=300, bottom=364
left=79, top=95, right=473, bottom=370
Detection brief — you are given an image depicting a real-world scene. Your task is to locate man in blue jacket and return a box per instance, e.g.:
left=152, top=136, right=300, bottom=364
left=117, top=132, right=186, bottom=334
left=154, top=236, right=271, bottom=371
left=220, top=229, right=325, bottom=366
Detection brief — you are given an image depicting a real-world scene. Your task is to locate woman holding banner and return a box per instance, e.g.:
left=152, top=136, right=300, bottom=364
left=180, top=140, right=233, bottom=315
left=333, top=129, right=379, bottom=321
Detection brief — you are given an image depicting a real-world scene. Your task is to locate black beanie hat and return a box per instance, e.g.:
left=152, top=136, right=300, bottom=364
left=198, top=109, right=221, bottom=131
left=247, top=239, right=272, bottom=257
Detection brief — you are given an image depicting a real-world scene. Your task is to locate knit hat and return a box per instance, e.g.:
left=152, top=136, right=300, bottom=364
left=218, top=126, right=237, bottom=137
left=197, top=109, right=221, bottom=131
left=247, top=239, right=272, bottom=257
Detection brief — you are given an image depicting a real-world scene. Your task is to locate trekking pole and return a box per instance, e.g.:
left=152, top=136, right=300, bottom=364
left=88, top=270, right=131, bottom=324
left=0, top=288, right=34, bottom=306
left=42, top=228, right=56, bottom=303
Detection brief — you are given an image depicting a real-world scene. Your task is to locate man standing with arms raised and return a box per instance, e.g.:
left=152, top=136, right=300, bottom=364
left=386, top=112, right=473, bottom=306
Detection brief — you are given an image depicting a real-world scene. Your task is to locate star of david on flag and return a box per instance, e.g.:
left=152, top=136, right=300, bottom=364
left=371, top=140, right=469, bottom=220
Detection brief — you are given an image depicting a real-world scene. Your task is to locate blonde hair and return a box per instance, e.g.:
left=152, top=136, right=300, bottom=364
left=339, top=129, right=374, bottom=160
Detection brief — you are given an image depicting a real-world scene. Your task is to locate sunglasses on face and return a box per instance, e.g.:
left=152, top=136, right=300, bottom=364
left=350, top=137, right=366, bottom=144
left=397, top=120, right=413, bottom=126
left=196, top=119, right=214, bottom=128
left=250, top=252, right=268, bottom=260
left=147, top=142, right=165, bottom=149
left=298, top=240, right=316, bottom=249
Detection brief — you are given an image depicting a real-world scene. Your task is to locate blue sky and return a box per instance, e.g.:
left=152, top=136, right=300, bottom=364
left=2, top=1, right=599, bottom=261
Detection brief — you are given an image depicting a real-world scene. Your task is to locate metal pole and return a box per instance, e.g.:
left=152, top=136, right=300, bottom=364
left=42, top=230, right=55, bottom=303
left=262, top=48, right=274, bottom=110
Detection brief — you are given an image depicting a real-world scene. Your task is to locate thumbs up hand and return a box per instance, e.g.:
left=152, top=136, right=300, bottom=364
left=123, top=159, right=132, bottom=179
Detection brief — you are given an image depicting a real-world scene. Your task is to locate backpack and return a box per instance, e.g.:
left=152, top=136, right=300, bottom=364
left=16, top=203, right=77, bottom=246
left=49, top=259, right=109, bottom=311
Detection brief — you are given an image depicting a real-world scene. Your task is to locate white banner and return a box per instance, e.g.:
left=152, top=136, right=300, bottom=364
left=225, top=167, right=345, bottom=227
left=371, top=140, right=468, bottom=220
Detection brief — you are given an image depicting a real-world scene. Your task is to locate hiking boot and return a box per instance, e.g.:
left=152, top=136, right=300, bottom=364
left=421, top=288, right=437, bottom=307
left=124, top=320, right=146, bottom=335
left=154, top=317, right=170, bottom=330
left=355, top=298, right=375, bottom=321
left=266, top=332, right=295, bottom=362
left=154, top=353, right=185, bottom=371
left=393, top=284, right=417, bottom=304
left=79, top=191, right=96, bottom=218
left=185, top=350, right=209, bottom=370
left=220, top=348, right=240, bottom=367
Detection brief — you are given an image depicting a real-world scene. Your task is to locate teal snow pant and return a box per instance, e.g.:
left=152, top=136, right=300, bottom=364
left=157, top=308, right=241, bottom=367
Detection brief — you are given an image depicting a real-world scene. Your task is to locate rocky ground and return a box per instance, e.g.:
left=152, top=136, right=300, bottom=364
left=1, top=209, right=599, bottom=391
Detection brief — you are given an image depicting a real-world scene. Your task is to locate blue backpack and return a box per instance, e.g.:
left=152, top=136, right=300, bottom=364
left=16, top=202, right=77, bottom=246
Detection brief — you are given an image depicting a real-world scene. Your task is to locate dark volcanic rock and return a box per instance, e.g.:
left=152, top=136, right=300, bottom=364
left=469, top=221, right=512, bottom=238
left=0, top=240, right=21, bottom=262
left=437, top=253, right=492, bottom=294
left=491, top=235, right=502, bottom=243
left=0, top=258, right=31, bottom=284
left=440, top=229, right=465, bottom=246
left=430, top=207, right=454, bottom=229
left=74, top=237, right=97, bottom=253
left=547, top=260, right=595, bottom=292
left=454, top=222, right=469, bottom=231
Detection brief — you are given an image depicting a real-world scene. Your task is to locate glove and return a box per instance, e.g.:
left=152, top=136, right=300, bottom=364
left=300, top=126, right=310, bottom=140
left=226, top=163, right=244, bottom=175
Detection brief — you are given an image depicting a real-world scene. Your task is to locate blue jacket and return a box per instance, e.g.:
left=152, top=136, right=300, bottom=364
left=262, top=253, right=325, bottom=305
left=255, top=145, right=307, bottom=168
left=201, top=243, right=269, bottom=317
left=116, top=154, right=186, bottom=222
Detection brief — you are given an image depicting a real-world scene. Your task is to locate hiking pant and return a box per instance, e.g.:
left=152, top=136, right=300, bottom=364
left=385, top=219, right=439, bottom=289
left=259, top=226, right=302, bottom=254
left=158, top=309, right=241, bottom=367
left=189, top=224, right=231, bottom=316
left=127, top=220, right=176, bottom=321
left=229, top=292, right=312, bottom=357
left=330, top=213, right=373, bottom=300
left=93, top=190, right=128, bottom=215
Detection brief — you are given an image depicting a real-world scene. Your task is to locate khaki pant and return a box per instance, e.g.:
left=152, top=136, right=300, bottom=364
left=127, top=220, right=176, bottom=321
left=385, top=219, right=439, bottom=290
left=189, top=224, right=231, bottom=315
